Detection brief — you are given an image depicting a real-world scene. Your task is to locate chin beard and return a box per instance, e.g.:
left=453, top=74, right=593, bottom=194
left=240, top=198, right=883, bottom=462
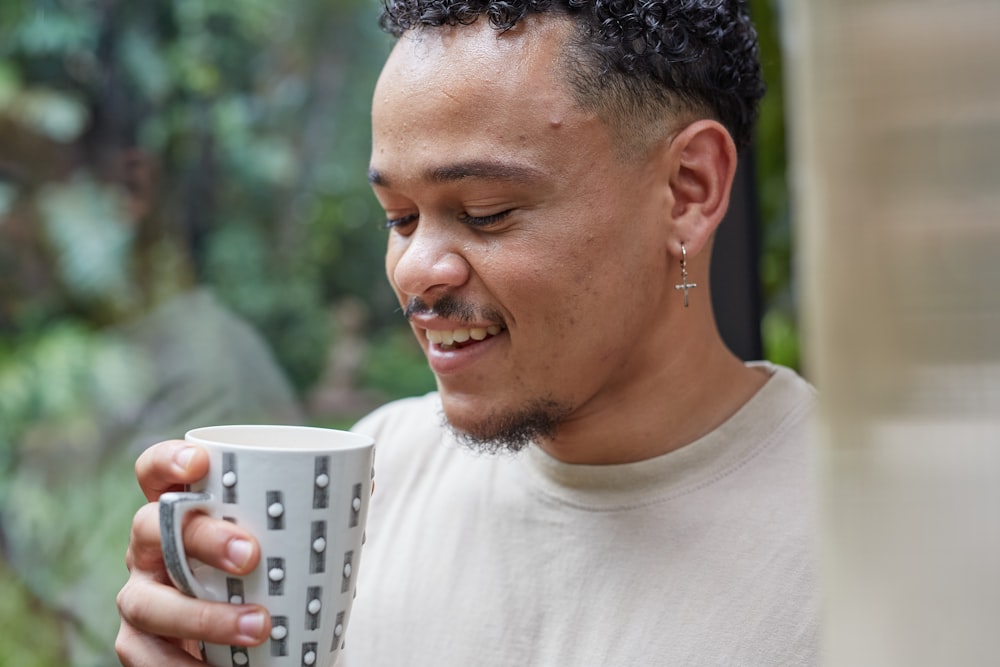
left=442, top=399, right=572, bottom=455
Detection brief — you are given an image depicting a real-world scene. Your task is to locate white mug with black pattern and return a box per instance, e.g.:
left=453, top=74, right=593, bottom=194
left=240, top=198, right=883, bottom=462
left=160, top=424, right=375, bottom=667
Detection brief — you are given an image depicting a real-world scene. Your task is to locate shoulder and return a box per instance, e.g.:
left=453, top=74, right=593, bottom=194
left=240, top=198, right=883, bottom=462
left=702, top=362, right=817, bottom=490
left=747, top=361, right=816, bottom=429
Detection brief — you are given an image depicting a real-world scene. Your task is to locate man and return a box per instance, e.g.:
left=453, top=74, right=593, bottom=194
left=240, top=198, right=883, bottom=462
left=116, top=1, right=819, bottom=665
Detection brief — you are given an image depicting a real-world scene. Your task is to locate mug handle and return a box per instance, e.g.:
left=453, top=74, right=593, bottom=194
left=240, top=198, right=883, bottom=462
left=159, top=491, right=216, bottom=600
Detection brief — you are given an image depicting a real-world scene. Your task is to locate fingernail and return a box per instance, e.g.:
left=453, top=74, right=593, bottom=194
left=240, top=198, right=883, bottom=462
left=227, top=539, right=253, bottom=569
left=174, top=447, right=196, bottom=471
left=237, top=611, right=266, bottom=641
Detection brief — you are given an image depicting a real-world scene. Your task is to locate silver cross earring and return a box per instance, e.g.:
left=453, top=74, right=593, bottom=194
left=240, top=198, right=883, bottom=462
left=674, top=243, right=698, bottom=308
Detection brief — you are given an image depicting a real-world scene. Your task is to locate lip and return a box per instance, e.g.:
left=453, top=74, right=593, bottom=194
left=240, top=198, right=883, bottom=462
left=411, top=317, right=507, bottom=376
left=407, top=312, right=498, bottom=330
left=424, top=330, right=505, bottom=375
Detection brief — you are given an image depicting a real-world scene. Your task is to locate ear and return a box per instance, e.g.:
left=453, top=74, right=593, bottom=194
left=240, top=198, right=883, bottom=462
left=664, top=120, right=737, bottom=258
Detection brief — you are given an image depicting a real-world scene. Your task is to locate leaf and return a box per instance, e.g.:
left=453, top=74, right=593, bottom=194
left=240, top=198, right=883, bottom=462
left=0, top=60, right=22, bottom=108
left=36, top=177, right=135, bottom=303
left=0, top=182, right=15, bottom=219
left=14, top=7, right=96, bottom=55
left=12, top=87, right=89, bottom=142
left=121, top=26, right=172, bottom=103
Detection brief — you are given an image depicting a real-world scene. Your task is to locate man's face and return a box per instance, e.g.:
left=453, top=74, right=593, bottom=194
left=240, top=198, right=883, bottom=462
left=369, top=17, right=676, bottom=448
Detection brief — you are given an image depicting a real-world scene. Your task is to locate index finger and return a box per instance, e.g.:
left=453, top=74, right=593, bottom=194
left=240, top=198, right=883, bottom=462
left=135, top=439, right=210, bottom=501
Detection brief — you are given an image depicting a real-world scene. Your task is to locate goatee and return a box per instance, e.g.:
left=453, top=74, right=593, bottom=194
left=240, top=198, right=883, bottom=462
left=442, top=399, right=572, bottom=455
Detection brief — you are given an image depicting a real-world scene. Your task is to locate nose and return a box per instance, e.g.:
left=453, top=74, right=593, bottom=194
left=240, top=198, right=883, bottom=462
left=388, top=222, right=471, bottom=300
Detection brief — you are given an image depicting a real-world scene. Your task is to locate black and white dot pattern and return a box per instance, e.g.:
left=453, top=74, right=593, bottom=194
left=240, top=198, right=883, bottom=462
left=180, top=426, right=373, bottom=666
left=312, top=456, right=330, bottom=509
left=349, top=483, right=362, bottom=528
left=230, top=645, right=249, bottom=666
left=330, top=611, right=346, bottom=653
left=268, top=557, right=286, bottom=596
left=222, top=453, right=238, bottom=504
left=301, top=641, right=318, bottom=666
left=340, top=551, right=354, bottom=594
left=309, top=520, right=327, bottom=574
left=267, top=490, right=286, bottom=530
left=305, top=586, right=322, bottom=630
left=226, top=577, right=244, bottom=605
left=270, top=616, right=289, bottom=657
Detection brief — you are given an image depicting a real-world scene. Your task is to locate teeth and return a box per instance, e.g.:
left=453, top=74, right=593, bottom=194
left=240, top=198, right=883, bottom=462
left=425, top=326, right=503, bottom=347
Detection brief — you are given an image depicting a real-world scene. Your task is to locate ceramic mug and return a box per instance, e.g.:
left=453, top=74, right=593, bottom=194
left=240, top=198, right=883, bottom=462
left=160, top=424, right=375, bottom=667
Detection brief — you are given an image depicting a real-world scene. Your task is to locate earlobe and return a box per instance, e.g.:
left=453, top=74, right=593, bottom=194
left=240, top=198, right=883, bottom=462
left=665, top=120, right=737, bottom=258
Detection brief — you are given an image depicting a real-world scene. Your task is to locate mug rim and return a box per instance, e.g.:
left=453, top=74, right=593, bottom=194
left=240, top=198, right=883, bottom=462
left=185, top=424, right=374, bottom=452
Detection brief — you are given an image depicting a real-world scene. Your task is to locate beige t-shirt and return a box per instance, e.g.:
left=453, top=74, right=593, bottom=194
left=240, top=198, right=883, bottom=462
left=344, top=363, right=819, bottom=666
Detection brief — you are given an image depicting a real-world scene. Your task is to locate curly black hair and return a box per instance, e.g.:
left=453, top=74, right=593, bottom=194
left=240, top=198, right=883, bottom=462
left=379, top=0, right=764, bottom=152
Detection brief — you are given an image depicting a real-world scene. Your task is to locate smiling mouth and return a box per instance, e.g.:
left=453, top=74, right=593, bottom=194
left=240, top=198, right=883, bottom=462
left=425, top=325, right=504, bottom=350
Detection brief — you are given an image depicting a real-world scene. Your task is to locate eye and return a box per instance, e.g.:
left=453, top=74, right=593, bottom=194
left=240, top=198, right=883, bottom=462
left=458, top=210, right=512, bottom=228
left=383, top=213, right=418, bottom=233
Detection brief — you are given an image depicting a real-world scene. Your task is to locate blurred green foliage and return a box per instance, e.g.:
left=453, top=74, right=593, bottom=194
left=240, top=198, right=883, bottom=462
left=751, top=0, right=800, bottom=370
left=362, top=327, right=441, bottom=402
left=0, top=1, right=428, bottom=663
left=0, top=558, right=65, bottom=667
left=0, top=0, right=412, bottom=391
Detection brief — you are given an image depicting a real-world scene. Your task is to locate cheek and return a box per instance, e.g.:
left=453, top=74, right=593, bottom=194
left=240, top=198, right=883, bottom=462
left=547, top=231, right=661, bottom=339
left=500, top=229, right=622, bottom=317
left=506, top=253, right=597, bottom=335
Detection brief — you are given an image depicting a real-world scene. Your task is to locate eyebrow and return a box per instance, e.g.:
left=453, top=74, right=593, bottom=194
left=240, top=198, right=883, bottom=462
left=368, top=160, right=543, bottom=188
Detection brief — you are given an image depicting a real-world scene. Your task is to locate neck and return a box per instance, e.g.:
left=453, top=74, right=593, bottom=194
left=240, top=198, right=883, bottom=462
left=537, top=302, right=769, bottom=465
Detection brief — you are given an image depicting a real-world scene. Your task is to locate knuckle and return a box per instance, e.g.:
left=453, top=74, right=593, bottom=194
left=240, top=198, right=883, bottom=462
left=116, top=584, right=140, bottom=625
left=133, top=501, right=158, bottom=528
left=117, top=576, right=160, bottom=630
left=134, top=449, right=157, bottom=497
left=113, top=630, right=131, bottom=665
left=194, top=601, right=220, bottom=635
left=190, top=598, right=240, bottom=644
left=116, top=578, right=144, bottom=618
left=114, top=622, right=148, bottom=667
left=129, top=504, right=166, bottom=570
left=183, top=512, right=222, bottom=547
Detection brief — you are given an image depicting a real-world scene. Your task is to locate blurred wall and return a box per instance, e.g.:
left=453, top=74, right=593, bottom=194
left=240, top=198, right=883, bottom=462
left=782, top=0, right=1000, bottom=664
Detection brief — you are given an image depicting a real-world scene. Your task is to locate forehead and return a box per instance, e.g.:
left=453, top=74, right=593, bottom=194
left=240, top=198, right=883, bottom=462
left=370, top=16, right=612, bottom=185
left=376, top=15, right=573, bottom=99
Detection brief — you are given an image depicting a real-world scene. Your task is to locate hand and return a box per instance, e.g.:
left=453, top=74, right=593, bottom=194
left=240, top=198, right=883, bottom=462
left=115, top=440, right=271, bottom=666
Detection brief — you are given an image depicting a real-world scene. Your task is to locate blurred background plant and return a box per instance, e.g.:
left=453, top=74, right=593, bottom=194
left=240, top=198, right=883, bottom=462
left=0, top=0, right=796, bottom=664
left=751, top=0, right=799, bottom=371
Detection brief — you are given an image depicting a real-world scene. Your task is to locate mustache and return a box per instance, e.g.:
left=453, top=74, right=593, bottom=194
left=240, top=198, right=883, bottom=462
left=404, top=295, right=503, bottom=325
